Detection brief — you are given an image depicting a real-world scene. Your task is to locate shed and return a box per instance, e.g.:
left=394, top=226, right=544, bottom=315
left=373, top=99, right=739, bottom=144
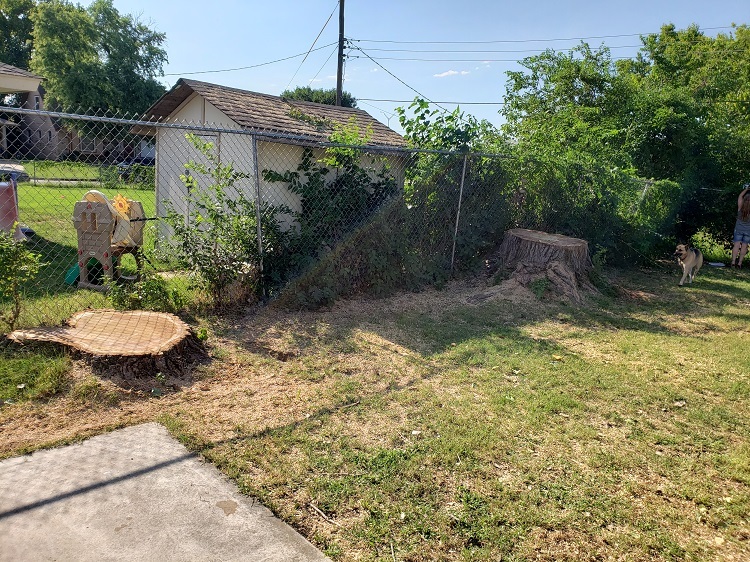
left=137, top=79, right=407, bottom=227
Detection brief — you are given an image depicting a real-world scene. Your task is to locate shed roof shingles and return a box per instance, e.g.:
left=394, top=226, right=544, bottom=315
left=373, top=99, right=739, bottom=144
left=147, top=79, right=405, bottom=147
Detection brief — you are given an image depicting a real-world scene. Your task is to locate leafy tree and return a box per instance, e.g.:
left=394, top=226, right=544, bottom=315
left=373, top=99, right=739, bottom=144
left=88, top=0, right=167, bottom=113
left=281, top=86, right=357, bottom=108
left=617, top=24, right=750, bottom=232
left=29, top=0, right=167, bottom=114
left=0, top=0, right=34, bottom=69
left=397, top=98, right=492, bottom=152
left=501, top=43, right=630, bottom=171
left=395, top=99, right=514, bottom=272
left=496, top=26, right=750, bottom=253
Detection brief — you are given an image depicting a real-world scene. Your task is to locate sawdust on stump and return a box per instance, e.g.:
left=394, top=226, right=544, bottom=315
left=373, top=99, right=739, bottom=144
left=7, top=310, right=205, bottom=377
left=493, top=228, right=596, bottom=303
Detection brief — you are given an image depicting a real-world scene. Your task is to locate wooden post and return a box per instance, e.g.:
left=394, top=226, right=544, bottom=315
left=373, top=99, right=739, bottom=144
left=336, top=0, right=345, bottom=106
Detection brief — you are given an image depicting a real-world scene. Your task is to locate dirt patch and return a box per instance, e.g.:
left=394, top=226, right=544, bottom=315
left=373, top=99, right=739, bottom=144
left=1, top=276, right=509, bottom=457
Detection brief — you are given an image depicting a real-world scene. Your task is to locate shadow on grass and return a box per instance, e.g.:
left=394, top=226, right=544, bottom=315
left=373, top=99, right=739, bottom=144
left=235, top=263, right=750, bottom=362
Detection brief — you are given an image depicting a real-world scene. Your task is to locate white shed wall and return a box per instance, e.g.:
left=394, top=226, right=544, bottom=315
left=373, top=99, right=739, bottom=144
left=156, top=93, right=405, bottom=236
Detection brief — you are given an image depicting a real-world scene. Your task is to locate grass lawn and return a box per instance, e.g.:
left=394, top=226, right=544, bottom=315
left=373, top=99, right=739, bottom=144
left=7, top=181, right=158, bottom=327
left=21, top=160, right=102, bottom=181
left=1, top=264, right=749, bottom=560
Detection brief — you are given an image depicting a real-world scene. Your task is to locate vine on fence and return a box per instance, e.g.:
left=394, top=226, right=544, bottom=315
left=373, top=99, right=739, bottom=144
left=262, top=119, right=402, bottom=305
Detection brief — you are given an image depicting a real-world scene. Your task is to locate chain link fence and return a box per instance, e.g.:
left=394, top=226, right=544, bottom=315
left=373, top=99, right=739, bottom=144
left=3, top=106, right=650, bottom=331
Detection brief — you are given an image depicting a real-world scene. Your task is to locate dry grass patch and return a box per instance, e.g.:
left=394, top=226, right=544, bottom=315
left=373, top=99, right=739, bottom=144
left=1, top=266, right=750, bottom=560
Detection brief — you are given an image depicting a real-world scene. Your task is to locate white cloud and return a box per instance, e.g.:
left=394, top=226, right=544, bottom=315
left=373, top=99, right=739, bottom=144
left=433, top=70, right=470, bottom=78
left=371, top=67, right=379, bottom=73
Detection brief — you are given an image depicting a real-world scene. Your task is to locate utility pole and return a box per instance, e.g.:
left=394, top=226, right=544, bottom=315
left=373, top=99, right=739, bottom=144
left=336, top=0, right=345, bottom=106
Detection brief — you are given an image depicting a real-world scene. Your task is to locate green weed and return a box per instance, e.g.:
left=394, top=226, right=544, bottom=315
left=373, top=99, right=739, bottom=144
left=0, top=347, right=70, bottom=402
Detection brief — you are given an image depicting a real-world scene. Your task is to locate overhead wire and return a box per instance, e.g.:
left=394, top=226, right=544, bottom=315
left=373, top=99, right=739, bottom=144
left=160, top=23, right=738, bottom=78
left=163, top=41, right=337, bottom=76
left=307, top=44, right=339, bottom=86
left=352, top=25, right=735, bottom=45
left=159, top=22, right=743, bottom=116
left=359, top=98, right=500, bottom=105
left=356, top=44, right=644, bottom=54
left=351, top=44, right=449, bottom=112
left=285, top=1, right=340, bottom=91
left=349, top=54, right=641, bottom=62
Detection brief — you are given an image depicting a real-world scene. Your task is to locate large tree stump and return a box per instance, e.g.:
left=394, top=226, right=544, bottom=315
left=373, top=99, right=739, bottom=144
left=7, top=310, right=205, bottom=377
left=495, top=229, right=595, bottom=302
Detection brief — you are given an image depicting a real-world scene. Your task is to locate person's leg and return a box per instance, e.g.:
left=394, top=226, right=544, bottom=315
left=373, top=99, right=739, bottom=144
left=739, top=242, right=749, bottom=268
left=732, top=240, right=741, bottom=266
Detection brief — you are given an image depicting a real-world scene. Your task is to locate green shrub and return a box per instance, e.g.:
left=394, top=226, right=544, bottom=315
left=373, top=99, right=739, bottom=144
left=164, top=134, right=291, bottom=307
left=690, top=228, right=731, bottom=262
left=107, top=269, right=184, bottom=313
left=0, top=230, right=44, bottom=332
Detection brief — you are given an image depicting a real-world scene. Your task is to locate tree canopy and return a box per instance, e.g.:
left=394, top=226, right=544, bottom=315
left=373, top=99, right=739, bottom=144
left=23, top=0, right=167, bottom=114
left=499, top=24, right=750, bottom=239
left=0, top=0, right=34, bottom=69
left=281, top=86, right=357, bottom=108
left=397, top=24, right=750, bottom=259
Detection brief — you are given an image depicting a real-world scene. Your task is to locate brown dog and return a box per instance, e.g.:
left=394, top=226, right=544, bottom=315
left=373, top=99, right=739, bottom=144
left=674, top=244, right=703, bottom=286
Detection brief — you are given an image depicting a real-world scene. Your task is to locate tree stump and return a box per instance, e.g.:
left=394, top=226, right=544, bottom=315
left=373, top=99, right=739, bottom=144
left=495, top=228, right=595, bottom=302
left=7, top=310, right=205, bottom=377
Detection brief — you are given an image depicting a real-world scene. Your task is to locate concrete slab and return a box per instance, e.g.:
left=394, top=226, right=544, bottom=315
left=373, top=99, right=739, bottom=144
left=0, top=423, right=330, bottom=562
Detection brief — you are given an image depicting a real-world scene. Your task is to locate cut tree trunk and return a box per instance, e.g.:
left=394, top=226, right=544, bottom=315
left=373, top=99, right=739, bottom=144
left=495, top=228, right=595, bottom=302
left=7, top=310, right=205, bottom=377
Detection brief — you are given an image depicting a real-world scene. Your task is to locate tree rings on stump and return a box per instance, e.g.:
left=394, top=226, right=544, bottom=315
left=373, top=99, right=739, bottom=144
left=7, top=310, right=205, bottom=377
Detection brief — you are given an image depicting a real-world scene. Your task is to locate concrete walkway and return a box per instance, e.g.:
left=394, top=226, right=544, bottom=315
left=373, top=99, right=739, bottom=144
left=0, top=423, right=330, bottom=562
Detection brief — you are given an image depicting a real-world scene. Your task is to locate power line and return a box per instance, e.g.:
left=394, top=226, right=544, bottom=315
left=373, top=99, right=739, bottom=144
left=307, top=44, right=339, bottom=86
left=357, top=97, right=749, bottom=107
left=356, top=44, right=645, bottom=54
left=359, top=98, right=500, bottom=105
left=350, top=54, right=641, bottom=63
left=285, top=1, right=339, bottom=91
left=163, top=42, right=337, bottom=76
left=352, top=25, right=735, bottom=45
left=351, top=45, right=448, bottom=112
left=160, top=24, right=739, bottom=78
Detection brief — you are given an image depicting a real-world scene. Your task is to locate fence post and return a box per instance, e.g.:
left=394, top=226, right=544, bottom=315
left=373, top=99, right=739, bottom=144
left=251, top=135, right=265, bottom=292
left=450, top=153, right=469, bottom=276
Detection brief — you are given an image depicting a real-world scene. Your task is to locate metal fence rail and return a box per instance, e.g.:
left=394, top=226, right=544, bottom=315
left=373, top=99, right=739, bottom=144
left=0, top=107, right=535, bottom=329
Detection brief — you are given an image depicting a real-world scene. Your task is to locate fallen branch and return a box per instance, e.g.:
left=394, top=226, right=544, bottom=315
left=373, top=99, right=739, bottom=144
left=309, top=502, right=341, bottom=527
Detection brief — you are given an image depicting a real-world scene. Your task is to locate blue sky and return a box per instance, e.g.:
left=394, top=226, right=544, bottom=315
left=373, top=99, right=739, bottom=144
left=85, top=1, right=749, bottom=132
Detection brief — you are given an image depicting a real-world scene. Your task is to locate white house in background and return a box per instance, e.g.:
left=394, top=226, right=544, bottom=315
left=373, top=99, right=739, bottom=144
left=0, top=62, right=73, bottom=159
left=135, top=78, right=407, bottom=227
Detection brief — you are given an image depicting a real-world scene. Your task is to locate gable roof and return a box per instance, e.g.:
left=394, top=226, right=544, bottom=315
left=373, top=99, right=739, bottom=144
left=0, top=62, right=41, bottom=80
left=141, top=78, right=406, bottom=147
left=0, top=62, right=42, bottom=94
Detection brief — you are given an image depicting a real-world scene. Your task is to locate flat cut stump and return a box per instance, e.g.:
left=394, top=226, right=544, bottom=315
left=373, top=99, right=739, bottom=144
left=8, top=310, right=203, bottom=377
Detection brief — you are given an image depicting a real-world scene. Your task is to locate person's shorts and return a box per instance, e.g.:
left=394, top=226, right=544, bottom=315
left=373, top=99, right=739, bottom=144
left=733, top=231, right=750, bottom=243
